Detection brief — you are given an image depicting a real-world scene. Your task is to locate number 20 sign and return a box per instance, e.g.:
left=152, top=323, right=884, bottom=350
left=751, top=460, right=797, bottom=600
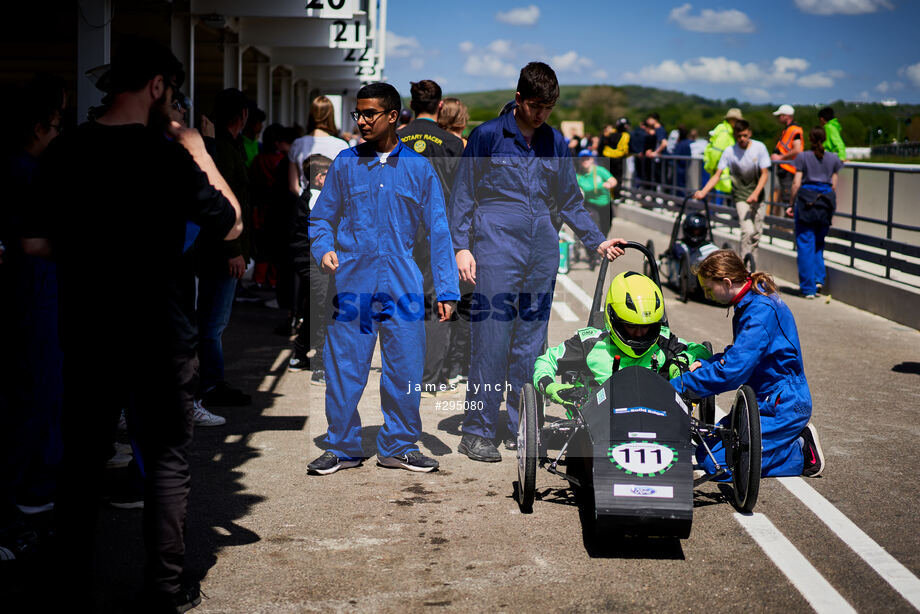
left=305, top=0, right=358, bottom=19
left=329, top=19, right=367, bottom=49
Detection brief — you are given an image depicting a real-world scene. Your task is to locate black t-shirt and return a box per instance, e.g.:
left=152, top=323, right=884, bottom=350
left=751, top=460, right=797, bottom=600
left=398, top=118, right=464, bottom=203
left=25, top=121, right=236, bottom=354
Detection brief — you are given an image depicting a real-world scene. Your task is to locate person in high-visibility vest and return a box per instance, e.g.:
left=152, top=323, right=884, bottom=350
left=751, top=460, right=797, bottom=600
left=703, top=108, right=742, bottom=199
left=818, top=106, right=846, bottom=161
left=771, top=104, right=804, bottom=215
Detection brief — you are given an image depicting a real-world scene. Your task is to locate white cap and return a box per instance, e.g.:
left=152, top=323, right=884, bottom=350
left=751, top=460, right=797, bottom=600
left=773, top=104, right=795, bottom=116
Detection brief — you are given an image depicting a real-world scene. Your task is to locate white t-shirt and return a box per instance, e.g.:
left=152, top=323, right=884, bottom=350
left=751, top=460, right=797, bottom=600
left=717, top=140, right=771, bottom=185
left=289, top=134, right=349, bottom=193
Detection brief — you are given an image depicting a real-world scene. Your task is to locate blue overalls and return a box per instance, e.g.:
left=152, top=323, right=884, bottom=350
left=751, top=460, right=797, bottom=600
left=309, top=141, right=460, bottom=459
left=671, top=291, right=811, bottom=477
left=450, top=112, right=606, bottom=440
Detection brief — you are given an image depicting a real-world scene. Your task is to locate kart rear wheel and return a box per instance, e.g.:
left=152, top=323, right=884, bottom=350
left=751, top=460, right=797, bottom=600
left=699, top=341, right=716, bottom=425
left=516, top=383, right=539, bottom=513
left=679, top=251, right=691, bottom=303
left=730, top=385, right=761, bottom=513
left=643, top=240, right=655, bottom=277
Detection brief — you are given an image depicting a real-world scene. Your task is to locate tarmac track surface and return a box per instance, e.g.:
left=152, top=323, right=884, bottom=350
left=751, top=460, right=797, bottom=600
left=87, top=217, right=920, bottom=613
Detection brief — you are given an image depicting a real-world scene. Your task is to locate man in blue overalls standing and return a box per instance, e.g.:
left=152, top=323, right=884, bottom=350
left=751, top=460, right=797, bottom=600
left=451, top=62, right=625, bottom=462
left=307, top=82, right=460, bottom=474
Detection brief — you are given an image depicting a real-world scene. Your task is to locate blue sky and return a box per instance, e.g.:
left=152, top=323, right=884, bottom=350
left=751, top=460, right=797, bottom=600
left=383, top=0, right=920, bottom=106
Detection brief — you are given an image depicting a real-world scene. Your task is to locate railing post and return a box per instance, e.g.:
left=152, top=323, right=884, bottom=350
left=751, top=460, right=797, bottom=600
left=850, top=168, right=858, bottom=268
left=886, top=170, right=895, bottom=279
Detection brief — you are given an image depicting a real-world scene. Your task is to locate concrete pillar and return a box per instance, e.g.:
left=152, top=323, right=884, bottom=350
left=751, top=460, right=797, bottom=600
left=279, top=71, right=292, bottom=126
left=294, top=81, right=309, bottom=128
left=257, top=61, right=271, bottom=123
left=171, top=12, right=195, bottom=127
left=223, top=39, right=241, bottom=90
left=77, top=0, right=111, bottom=123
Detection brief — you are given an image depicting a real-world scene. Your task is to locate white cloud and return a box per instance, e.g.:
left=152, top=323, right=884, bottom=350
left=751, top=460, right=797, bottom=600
left=797, top=72, right=835, bottom=88
left=622, top=56, right=828, bottom=88
left=551, top=50, right=594, bottom=72
left=409, top=57, right=424, bottom=70
left=463, top=54, right=518, bottom=79
left=742, top=87, right=771, bottom=102
left=495, top=5, right=540, bottom=26
left=669, top=3, right=755, bottom=33
left=458, top=40, right=474, bottom=53
left=875, top=80, right=903, bottom=93
left=433, top=76, right=449, bottom=87
left=905, top=62, right=920, bottom=87
left=859, top=90, right=870, bottom=100
left=592, top=69, right=609, bottom=80
left=794, top=0, right=893, bottom=15
left=386, top=32, right=420, bottom=59
left=487, top=39, right=515, bottom=58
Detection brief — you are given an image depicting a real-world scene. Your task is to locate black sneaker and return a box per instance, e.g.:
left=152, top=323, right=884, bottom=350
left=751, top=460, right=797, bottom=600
left=307, top=451, right=361, bottom=475
left=145, top=582, right=202, bottom=613
left=458, top=434, right=501, bottom=462
left=377, top=450, right=439, bottom=472
left=801, top=423, right=825, bottom=477
left=234, top=285, right=262, bottom=303
left=202, top=382, right=251, bottom=407
left=310, top=370, right=326, bottom=386
left=288, top=353, right=309, bottom=372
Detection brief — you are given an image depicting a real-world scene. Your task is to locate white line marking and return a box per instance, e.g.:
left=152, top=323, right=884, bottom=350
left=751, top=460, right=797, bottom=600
left=551, top=300, right=579, bottom=322
left=555, top=273, right=594, bottom=310
left=271, top=348, right=292, bottom=372
left=779, top=476, right=920, bottom=610
left=735, top=512, right=856, bottom=614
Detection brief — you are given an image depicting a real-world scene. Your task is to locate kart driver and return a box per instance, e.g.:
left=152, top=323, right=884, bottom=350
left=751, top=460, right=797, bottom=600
left=533, top=272, right=711, bottom=412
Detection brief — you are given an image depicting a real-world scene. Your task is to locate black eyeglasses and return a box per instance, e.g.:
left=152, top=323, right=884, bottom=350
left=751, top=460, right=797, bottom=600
left=48, top=123, right=62, bottom=132
left=350, top=109, right=387, bottom=123
left=171, top=90, right=191, bottom=112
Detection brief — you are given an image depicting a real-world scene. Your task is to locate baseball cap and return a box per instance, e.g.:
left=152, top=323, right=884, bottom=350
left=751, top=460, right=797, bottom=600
left=773, top=104, right=795, bottom=116
left=724, top=108, right=743, bottom=120
left=616, top=116, right=629, bottom=128
left=578, top=149, right=594, bottom=157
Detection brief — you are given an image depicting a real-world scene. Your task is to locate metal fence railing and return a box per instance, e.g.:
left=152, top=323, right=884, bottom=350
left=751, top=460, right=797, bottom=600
left=610, top=154, right=920, bottom=286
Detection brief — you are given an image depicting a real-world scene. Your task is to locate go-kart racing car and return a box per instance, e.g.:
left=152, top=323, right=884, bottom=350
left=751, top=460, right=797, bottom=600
left=515, top=242, right=761, bottom=538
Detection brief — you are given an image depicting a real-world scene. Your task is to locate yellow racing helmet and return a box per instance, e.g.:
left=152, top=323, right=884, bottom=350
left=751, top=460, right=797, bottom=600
left=603, top=271, right=664, bottom=358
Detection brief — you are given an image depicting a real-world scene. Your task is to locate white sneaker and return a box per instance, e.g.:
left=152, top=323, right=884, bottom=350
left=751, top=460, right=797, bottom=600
left=193, top=399, right=226, bottom=426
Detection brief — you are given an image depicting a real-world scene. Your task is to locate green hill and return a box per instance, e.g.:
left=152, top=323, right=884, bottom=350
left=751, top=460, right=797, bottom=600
left=444, top=84, right=920, bottom=147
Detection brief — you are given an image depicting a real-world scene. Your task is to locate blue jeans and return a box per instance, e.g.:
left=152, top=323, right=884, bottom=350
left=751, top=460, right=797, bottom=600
left=794, top=219, right=828, bottom=296
left=197, top=272, right=238, bottom=392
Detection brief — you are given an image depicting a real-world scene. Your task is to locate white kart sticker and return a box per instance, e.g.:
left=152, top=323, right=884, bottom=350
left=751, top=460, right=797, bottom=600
left=613, top=484, right=674, bottom=498
left=674, top=392, right=689, bottom=415
left=628, top=432, right=657, bottom=439
left=596, top=388, right=606, bottom=404
left=607, top=441, right=676, bottom=476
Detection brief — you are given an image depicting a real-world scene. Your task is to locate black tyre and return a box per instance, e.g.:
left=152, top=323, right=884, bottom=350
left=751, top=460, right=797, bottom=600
left=699, top=341, right=716, bottom=424
left=678, top=251, right=691, bottom=303
left=643, top=240, right=655, bottom=277
left=743, top=253, right=756, bottom=274
left=516, top=383, right=539, bottom=513
left=730, top=385, right=761, bottom=513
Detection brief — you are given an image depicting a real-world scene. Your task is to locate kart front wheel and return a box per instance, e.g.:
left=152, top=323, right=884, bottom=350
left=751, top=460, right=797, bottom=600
left=516, top=383, right=539, bottom=513
left=730, top=385, right=762, bottom=513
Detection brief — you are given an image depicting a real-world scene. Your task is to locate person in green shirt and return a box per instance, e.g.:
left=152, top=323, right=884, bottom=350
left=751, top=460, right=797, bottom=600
left=703, top=108, right=742, bottom=200
left=240, top=106, right=265, bottom=168
left=533, top=271, right=711, bottom=412
left=818, top=107, right=846, bottom=161
left=575, top=151, right=617, bottom=267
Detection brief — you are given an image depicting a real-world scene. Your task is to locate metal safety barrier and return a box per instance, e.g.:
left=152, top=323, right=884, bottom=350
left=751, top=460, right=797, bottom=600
left=607, top=154, right=920, bottom=287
